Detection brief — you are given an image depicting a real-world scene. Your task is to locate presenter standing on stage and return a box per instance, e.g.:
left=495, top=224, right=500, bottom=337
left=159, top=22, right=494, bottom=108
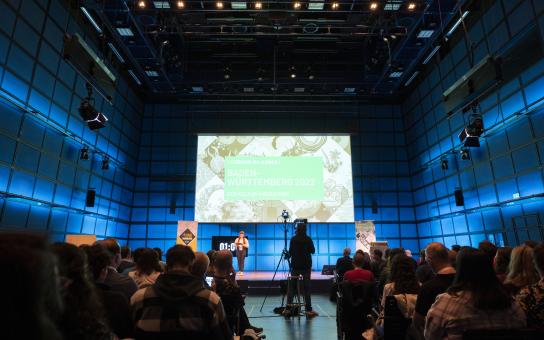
left=235, top=231, right=249, bottom=276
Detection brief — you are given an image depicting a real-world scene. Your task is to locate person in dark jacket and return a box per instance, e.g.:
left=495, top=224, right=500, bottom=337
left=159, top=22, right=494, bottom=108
left=284, top=223, right=318, bottom=318
left=336, top=247, right=354, bottom=280
left=130, top=245, right=232, bottom=340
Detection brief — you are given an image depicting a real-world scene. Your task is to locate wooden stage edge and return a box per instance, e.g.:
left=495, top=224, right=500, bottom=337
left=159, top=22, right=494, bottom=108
left=235, top=271, right=333, bottom=281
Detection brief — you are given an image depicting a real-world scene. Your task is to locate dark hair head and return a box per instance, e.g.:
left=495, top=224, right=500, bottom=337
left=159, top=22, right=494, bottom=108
left=425, top=242, right=449, bottom=263
left=478, top=240, right=497, bottom=264
left=0, top=232, right=62, bottom=339
left=534, top=243, right=544, bottom=276
left=296, top=223, right=307, bottom=235
left=390, top=254, right=420, bottom=295
left=524, top=240, right=538, bottom=248
left=449, top=247, right=511, bottom=310
left=494, top=247, right=513, bottom=275
left=132, top=248, right=145, bottom=263
left=50, top=242, right=111, bottom=339
left=83, top=244, right=112, bottom=280
left=353, top=253, right=365, bottom=268
left=384, top=248, right=391, bottom=259
left=214, top=250, right=234, bottom=273
left=153, top=247, right=163, bottom=260
left=387, top=247, right=405, bottom=267
left=373, top=248, right=383, bottom=259
left=95, top=238, right=121, bottom=256
left=207, top=250, right=217, bottom=264
left=451, top=245, right=461, bottom=252
left=136, top=248, right=163, bottom=275
left=121, top=245, right=131, bottom=259
left=166, top=245, right=195, bottom=270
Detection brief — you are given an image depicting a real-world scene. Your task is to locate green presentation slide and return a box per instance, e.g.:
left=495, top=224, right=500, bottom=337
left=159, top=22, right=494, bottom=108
left=224, top=156, right=324, bottom=201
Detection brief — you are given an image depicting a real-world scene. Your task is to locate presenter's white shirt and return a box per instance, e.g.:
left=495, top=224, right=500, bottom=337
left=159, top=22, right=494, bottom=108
left=235, top=237, right=249, bottom=252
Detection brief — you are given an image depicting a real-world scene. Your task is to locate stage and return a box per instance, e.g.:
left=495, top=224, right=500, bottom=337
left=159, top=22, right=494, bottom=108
left=236, top=271, right=334, bottom=294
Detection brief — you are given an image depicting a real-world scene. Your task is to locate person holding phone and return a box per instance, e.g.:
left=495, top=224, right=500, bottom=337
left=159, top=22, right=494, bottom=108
left=235, top=231, right=249, bottom=276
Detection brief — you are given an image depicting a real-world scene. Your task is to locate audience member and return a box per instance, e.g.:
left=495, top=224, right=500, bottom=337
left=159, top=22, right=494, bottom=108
left=378, top=247, right=405, bottom=297
left=524, top=240, right=539, bottom=249
left=425, top=248, right=526, bottom=339
left=192, top=251, right=211, bottom=288
left=0, top=232, right=62, bottom=340
left=83, top=244, right=133, bottom=339
left=450, top=245, right=461, bottom=252
left=213, top=250, right=263, bottom=335
left=50, top=243, right=113, bottom=340
left=96, top=238, right=138, bottom=300
left=371, top=248, right=386, bottom=279
left=153, top=247, right=167, bottom=270
left=448, top=250, right=458, bottom=268
left=344, top=252, right=374, bottom=282
left=413, top=243, right=456, bottom=335
left=504, top=245, right=539, bottom=295
left=128, top=248, right=163, bottom=288
left=121, top=247, right=144, bottom=275
left=118, top=245, right=134, bottom=273
left=516, top=242, right=544, bottom=332
left=336, top=247, right=354, bottom=279
left=381, top=254, right=420, bottom=319
left=206, top=249, right=218, bottom=276
left=478, top=240, right=498, bottom=264
left=131, top=245, right=232, bottom=339
left=416, top=247, right=434, bottom=284
left=494, top=246, right=512, bottom=283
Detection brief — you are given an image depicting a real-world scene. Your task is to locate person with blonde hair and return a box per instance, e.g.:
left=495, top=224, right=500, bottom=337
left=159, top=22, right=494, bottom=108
left=235, top=230, right=249, bottom=276
left=503, top=245, right=539, bottom=295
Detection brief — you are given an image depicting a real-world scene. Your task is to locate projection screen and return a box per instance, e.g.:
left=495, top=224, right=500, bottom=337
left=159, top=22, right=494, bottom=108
left=195, top=136, right=354, bottom=223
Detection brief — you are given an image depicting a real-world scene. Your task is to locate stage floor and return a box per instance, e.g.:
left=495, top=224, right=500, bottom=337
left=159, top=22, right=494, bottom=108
left=237, top=271, right=333, bottom=281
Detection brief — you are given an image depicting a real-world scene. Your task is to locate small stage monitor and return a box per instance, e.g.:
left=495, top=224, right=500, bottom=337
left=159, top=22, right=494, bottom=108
left=211, top=236, right=248, bottom=257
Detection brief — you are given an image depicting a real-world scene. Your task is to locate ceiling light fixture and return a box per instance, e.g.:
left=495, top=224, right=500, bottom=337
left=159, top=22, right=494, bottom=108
left=80, top=7, right=102, bottom=33
left=216, top=1, right=224, bottom=9
left=293, top=2, right=302, bottom=10
left=255, top=2, right=262, bottom=9
left=407, top=2, right=416, bottom=10
left=138, top=1, right=146, bottom=9
left=176, top=1, right=185, bottom=8
left=370, top=2, right=379, bottom=10
left=331, top=2, right=339, bottom=10
left=289, top=66, right=297, bottom=78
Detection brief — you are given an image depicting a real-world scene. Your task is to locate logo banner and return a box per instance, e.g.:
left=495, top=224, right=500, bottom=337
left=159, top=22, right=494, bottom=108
left=355, top=220, right=376, bottom=253
left=177, top=221, right=198, bottom=252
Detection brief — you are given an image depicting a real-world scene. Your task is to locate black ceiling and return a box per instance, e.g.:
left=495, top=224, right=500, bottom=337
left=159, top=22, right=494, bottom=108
left=82, top=0, right=465, bottom=99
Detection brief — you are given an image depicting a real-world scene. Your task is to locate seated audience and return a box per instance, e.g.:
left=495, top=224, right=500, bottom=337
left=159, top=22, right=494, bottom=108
left=344, top=252, right=374, bottom=282
left=1, top=232, right=62, bottom=340
left=381, top=254, right=420, bottom=320
left=129, top=248, right=163, bottom=288
left=336, top=247, right=354, bottom=279
left=494, top=246, right=512, bottom=283
left=84, top=244, right=133, bottom=339
left=118, top=245, right=135, bottom=273
left=516, top=242, right=544, bottom=332
left=413, top=243, right=456, bottom=335
left=131, top=245, right=232, bottom=339
left=96, top=238, right=138, bottom=300
left=213, top=250, right=263, bottom=335
left=371, top=248, right=386, bottom=279
left=50, top=243, right=113, bottom=340
left=416, top=248, right=434, bottom=284
left=504, top=245, right=539, bottom=295
left=425, top=248, right=526, bottom=340
left=478, top=240, right=498, bottom=264
left=192, top=251, right=211, bottom=289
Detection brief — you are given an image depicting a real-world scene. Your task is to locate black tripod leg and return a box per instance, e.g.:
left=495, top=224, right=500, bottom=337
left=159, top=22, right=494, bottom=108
left=259, top=251, right=285, bottom=312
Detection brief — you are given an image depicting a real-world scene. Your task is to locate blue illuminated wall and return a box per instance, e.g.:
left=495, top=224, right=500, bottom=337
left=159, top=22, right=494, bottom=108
left=404, top=0, right=544, bottom=251
left=0, top=0, right=142, bottom=243
left=132, top=102, right=417, bottom=271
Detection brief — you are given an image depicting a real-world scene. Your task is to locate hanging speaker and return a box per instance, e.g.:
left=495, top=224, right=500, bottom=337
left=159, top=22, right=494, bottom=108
left=169, top=199, right=176, bottom=215
left=371, top=200, right=378, bottom=214
left=454, top=189, right=464, bottom=206
left=86, top=189, right=96, bottom=207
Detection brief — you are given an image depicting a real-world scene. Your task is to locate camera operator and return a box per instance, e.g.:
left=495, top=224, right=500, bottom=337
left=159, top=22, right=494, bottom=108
left=283, top=223, right=318, bottom=318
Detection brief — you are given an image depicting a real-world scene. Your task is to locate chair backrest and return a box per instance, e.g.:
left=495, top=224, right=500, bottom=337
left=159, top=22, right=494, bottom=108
left=383, top=295, right=411, bottom=340
left=462, top=328, right=539, bottom=340
left=338, top=280, right=375, bottom=330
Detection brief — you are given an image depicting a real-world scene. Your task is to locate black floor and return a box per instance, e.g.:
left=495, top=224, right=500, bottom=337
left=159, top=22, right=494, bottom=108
left=245, top=294, right=338, bottom=340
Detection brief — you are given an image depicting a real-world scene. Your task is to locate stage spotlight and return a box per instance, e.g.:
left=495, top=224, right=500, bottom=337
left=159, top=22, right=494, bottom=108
left=460, top=148, right=471, bottom=160
left=370, top=2, right=379, bottom=10
left=458, top=112, right=484, bottom=147
left=137, top=0, right=146, bottom=8
left=79, top=100, right=108, bottom=130
left=407, top=2, right=416, bottom=10
left=176, top=1, right=185, bottom=8
left=223, top=66, right=231, bottom=80
left=80, top=147, right=89, bottom=160
left=255, top=1, right=262, bottom=9
left=102, top=157, right=109, bottom=170
left=331, top=2, right=339, bottom=10
left=441, top=159, right=448, bottom=170
left=216, top=1, right=224, bottom=9
left=289, top=66, right=296, bottom=78
left=306, top=66, right=315, bottom=80
left=293, top=1, right=302, bottom=9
